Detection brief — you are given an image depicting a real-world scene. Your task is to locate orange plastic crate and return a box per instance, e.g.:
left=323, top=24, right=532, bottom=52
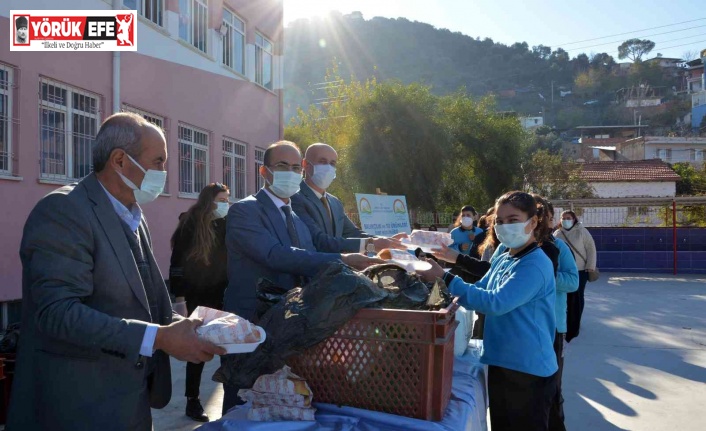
left=288, top=299, right=459, bottom=421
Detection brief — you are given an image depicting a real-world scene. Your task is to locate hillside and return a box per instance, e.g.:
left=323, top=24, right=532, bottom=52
left=283, top=12, right=689, bottom=131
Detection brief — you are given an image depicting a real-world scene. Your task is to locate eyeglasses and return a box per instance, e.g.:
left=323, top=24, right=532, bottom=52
left=268, top=162, right=303, bottom=174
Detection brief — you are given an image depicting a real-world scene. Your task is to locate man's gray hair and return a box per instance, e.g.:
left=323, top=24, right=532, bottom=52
left=92, top=112, right=162, bottom=172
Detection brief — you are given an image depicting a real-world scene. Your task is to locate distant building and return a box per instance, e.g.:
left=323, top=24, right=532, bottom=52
left=577, top=159, right=680, bottom=198
left=574, top=125, right=648, bottom=160
left=692, top=50, right=706, bottom=131
left=520, top=116, right=544, bottom=129
left=591, top=136, right=706, bottom=167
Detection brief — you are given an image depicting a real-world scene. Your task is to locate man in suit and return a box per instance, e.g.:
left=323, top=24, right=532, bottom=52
left=224, top=140, right=381, bottom=412
left=6, top=113, right=224, bottom=431
left=292, top=143, right=406, bottom=254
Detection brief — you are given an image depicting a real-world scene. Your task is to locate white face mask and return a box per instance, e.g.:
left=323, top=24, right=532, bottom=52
left=494, top=219, right=533, bottom=249
left=310, top=163, right=337, bottom=190
left=117, top=154, right=167, bottom=205
left=461, top=216, right=474, bottom=228
left=562, top=219, right=574, bottom=230
left=214, top=201, right=229, bottom=218
left=266, top=168, right=302, bottom=199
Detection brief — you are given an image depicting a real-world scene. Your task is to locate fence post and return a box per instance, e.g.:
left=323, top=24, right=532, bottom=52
left=673, top=200, right=677, bottom=276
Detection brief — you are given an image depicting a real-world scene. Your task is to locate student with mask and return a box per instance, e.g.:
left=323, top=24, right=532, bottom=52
left=169, top=183, right=231, bottom=422
left=420, top=191, right=558, bottom=431
left=291, top=143, right=405, bottom=254
left=554, top=210, right=597, bottom=341
left=223, top=140, right=382, bottom=413
left=449, top=205, right=483, bottom=257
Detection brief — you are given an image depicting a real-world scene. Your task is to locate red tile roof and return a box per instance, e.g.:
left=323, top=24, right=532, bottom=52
left=575, top=159, right=681, bottom=182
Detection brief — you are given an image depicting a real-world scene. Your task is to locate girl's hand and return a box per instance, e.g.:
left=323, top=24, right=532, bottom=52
left=431, top=243, right=461, bottom=263
left=418, top=258, right=446, bottom=282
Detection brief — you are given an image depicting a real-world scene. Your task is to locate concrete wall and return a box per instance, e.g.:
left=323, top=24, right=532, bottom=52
left=591, top=181, right=676, bottom=198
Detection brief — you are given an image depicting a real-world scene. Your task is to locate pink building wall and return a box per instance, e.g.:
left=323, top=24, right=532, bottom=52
left=0, top=0, right=283, bottom=302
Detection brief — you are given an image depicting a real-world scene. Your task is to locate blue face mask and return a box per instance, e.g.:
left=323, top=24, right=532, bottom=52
left=310, top=163, right=337, bottom=190
left=266, top=168, right=301, bottom=199
left=494, top=219, right=533, bottom=249
left=214, top=202, right=229, bottom=218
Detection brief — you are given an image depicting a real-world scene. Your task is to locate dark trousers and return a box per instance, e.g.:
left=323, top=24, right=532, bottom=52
left=184, top=295, right=223, bottom=399
left=488, top=365, right=557, bottom=431
left=566, top=270, right=589, bottom=342
left=549, top=332, right=566, bottom=431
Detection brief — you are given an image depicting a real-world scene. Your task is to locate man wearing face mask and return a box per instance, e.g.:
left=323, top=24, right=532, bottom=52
left=223, top=140, right=383, bottom=413
left=291, top=143, right=406, bottom=254
left=6, top=113, right=225, bottom=431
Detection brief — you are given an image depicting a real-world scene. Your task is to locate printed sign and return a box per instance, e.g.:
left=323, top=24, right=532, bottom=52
left=10, top=10, right=137, bottom=51
left=355, top=194, right=411, bottom=236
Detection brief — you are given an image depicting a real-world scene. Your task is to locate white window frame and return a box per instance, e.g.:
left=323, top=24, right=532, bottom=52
left=221, top=8, right=245, bottom=75
left=179, top=0, right=209, bottom=53
left=255, top=32, right=274, bottom=90
left=693, top=149, right=704, bottom=161
left=178, top=123, right=210, bottom=196
left=39, top=78, right=100, bottom=182
left=0, top=64, right=13, bottom=176
left=255, top=147, right=265, bottom=189
left=122, top=104, right=165, bottom=131
left=222, top=138, right=247, bottom=201
left=125, top=0, right=164, bottom=27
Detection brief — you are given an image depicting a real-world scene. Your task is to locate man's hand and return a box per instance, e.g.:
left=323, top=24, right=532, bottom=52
left=418, top=258, right=446, bottom=282
left=391, top=232, right=409, bottom=240
left=431, top=243, right=461, bottom=264
left=460, top=243, right=471, bottom=252
left=341, top=253, right=385, bottom=270
left=373, top=237, right=406, bottom=251
left=154, top=318, right=226, bottom=363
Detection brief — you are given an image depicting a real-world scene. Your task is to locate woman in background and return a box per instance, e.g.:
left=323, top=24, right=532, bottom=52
left=555, top=210, right=597, bottom=342
left=169, top=183, right=231, bottom=422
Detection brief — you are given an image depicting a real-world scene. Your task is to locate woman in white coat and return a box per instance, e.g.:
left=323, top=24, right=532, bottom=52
left=554, top=210, right=597, bottom=342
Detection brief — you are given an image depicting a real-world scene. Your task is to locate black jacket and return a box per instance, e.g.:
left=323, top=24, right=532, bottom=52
left=169, top=215, right=228, bottom=305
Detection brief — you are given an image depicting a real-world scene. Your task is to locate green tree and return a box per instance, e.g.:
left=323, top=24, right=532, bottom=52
left=672, top=162, right=706, bottom=196
left=522, top=150, right=595, bottom=199
left=617, top=39, right=655, bottom=62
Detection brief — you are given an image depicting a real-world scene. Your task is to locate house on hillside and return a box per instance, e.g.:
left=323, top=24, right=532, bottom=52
left=591, top=136, right=706, bottom=167
left=520, top=116, right=544, bottom=129
left=556, top=159, right=681, bottom=226
left=573, top=125, right=648, bottom=160
left=685, top=57, right=704, bottom=94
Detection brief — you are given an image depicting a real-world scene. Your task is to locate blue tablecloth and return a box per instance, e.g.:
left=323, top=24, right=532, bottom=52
left=198, top=343, right=488, bottom=431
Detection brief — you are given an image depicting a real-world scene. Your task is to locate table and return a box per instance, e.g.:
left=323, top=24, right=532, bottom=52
left=198, top=342, right=488, bottom=431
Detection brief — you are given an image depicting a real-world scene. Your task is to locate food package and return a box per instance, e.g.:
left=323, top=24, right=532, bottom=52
left=377, top=248, right=431, bottom=272
left=407, top=230, right=453, bottom=248
left=238, top=366, right=316, bottom=421
left=190, top=306, right=264, bottom=345
left=454, top=306, right=475, bottom=357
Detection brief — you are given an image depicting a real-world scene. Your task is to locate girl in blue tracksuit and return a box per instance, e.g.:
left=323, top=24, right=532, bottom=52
left=449, top=205, right=483, bottom=257
left=421, top=192, right=558, bottom=431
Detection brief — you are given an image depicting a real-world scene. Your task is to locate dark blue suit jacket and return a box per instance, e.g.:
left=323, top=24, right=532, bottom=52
left=291, top=181, right=372, bottom=253
left=224, top=189, right=341, bottom=319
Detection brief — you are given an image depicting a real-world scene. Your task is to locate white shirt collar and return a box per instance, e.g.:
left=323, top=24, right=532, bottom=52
left=263, top=187, right=290, bottom=211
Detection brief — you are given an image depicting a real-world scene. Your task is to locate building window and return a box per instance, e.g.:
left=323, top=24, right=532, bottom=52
left=179, top=0, right=208, bottom=53
left=692, top=149, right=704, bottom=161
left=255, top=147, right=265, bottom=189
left=657, top=149, right=672, bottom=160
left=39, top=78, right=100, bottom=181
left=255, top=33, right=273, bottom=90
left=0, top=64, right=13, bottom=175
left=125, top=0, right=163, bottom=26
left=122, top=105, right=165, bottom=131
left=178, top=124, right=209, bottom=195
left=222, top=9, right=245, bottom=75
left=223, top=138, right=247, bottom=200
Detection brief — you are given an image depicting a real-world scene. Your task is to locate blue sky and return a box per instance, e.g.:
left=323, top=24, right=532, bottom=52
left=284, top=0, right=706, bottom=61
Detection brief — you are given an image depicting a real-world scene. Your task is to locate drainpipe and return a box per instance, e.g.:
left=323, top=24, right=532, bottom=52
left=112, top=0, right=123, bottom=113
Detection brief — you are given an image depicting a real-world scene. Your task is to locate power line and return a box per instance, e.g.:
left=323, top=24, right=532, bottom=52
left=563, top=25, right=706, bottom=52
left=554, top=18, right=706, bottom=46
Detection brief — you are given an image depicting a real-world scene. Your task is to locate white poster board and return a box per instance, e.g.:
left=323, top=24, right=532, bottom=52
left=355, top=194, right=411, bottom=236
